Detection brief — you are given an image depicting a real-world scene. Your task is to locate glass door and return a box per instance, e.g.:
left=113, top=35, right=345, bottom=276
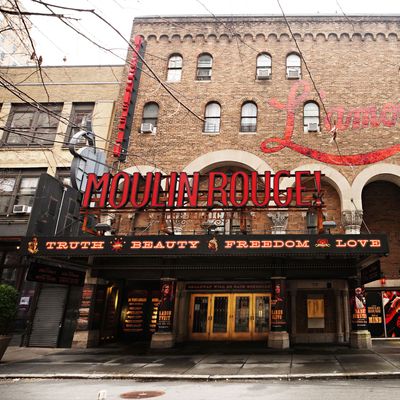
left=189, top=295, right=211, bottom=340
left=210, top=295, right=230, bottom=340
left=231, top=294, right=251, bottom=339
left=252, top=294, right=270, bottom=340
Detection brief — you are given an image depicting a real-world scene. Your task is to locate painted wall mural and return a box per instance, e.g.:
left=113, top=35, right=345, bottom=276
left=260, top=80, right=400, bottom=165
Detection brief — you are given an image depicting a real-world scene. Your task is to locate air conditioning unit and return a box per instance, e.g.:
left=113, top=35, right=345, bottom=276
left=307, top=122, right=319, bottom=132
left=140, top=123, right=154, bottom=134
left=287, top=67, right=301, bottom=79
left=257, top=68, right=271, bottom=79
left=13, top=204, right=32, bottom=214
left=197, top=69, right=212, bottom=79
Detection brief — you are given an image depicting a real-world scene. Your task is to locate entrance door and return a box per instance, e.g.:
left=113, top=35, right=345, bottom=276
left=189, top=294, right=230, bottom=340
left=188, top=293, right=270, bottom=340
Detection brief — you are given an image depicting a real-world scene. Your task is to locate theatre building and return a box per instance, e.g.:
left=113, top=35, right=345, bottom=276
left=20, top=15, right=400, bottom=349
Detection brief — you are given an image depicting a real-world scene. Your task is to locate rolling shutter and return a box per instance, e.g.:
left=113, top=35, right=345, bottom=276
left=29, top=284, right=68, bottom=347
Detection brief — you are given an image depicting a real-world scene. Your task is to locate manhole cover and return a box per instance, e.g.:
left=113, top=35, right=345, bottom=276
left=120, top=391, right=165, bottom=399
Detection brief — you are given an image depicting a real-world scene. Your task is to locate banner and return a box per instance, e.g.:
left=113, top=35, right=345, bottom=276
left=21, top=234, right=389, bottom=257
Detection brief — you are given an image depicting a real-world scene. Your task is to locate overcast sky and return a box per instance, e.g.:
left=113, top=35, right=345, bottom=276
left=20, top=0, right=400, bottom=65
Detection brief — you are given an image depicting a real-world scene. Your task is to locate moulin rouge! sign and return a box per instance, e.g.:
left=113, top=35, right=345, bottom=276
left=261, top=80, right=400, bottom=165
left=81, top=170, right=322, bottom=210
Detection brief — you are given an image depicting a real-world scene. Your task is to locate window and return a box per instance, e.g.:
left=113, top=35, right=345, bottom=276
left=4, top=103, right=62, bottom=146
left=256, top=53, right=272, bottom=79
left=304, top=102, right=320, bottom=132
left=240, top=102, right=257, bottom=132
left=286, top=53, right=301, bottom=79
left=203, top=102, right=221, bottom=133
left=167, top=54, right=183, bottom=82
left=0, top=170, right=43, bottom=214
left=66, top=103, right=94, bottom=144
left=141, top=102, right=159, bottom=132
left=196, top=53, right=213, bottom=81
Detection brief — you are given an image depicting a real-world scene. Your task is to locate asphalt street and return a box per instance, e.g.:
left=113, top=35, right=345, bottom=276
left=1, top=379, right=400, bottom=400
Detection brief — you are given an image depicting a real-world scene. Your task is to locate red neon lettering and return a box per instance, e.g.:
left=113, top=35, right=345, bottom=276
left=130, top=172, right=151, bottom=208
left=154, top=241, right=165, bottom=249
left=188, top=241, right=200, bottom=249
left=273, top=240, right=284, bottom=248
left=347, top=240, right=357, bottom=248
left=251, top=171, right=271, bottom=207
left=56, top=242, right=68, bottom=250
left=358, top=240, right=368, bottom=247
left=82, top=173, right=110, bottom=208
left=109, top=172, right=131, bottom=209
left=230, top=171, right=249, bottom=207
left=249, top=241, right=261, bottom=248
left=142, top=241, right=153, bottom=249
left=150, top=172, right=165, bottom=207
left=262, top=241, right=272, bottom=248
left=176, top=241, right=188, bottom=249
left=80, top=241, right=91, bottom=249
left=207, top=172, right=228, bottom=207
left=285, top=240, right=295, bottom=248
left=273, top=170, right=293, bottom=207
left=176, top=172, right=200, bottom=207
left=335, top=239, right=346, bottom=248
left=295, top=171, right=311, bottom=206
left=165, top=241, right=176, bottom=249
left=46, top=242, right=56, bottom=249
left=167, top=172, right=178, bottom=207
left=130, top=241, right=141, bottom=249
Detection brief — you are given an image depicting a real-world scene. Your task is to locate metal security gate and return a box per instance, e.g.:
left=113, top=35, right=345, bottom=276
left=28, top=284, right=69, bottom=347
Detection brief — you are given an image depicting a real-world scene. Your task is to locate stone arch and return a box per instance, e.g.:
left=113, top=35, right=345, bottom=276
left=267, top=33, right=278, bottom=42
left=351, top=163, right=400, bottom=208
left=171, top=34, right=181, bottom=42
left=207, top=34, right=218, bottom=43
left=363, top=33, right=375, bottom=42
left=159, top=34, right=170, bottom=43
left=339, top=33, right=350, bottom=42
left=256, top=33, right=265, bottom=42
left=327, top=33, right=339, bottom=42
left=244, top=33, right=254, bottom=42
left=182, top=149, right=274, bottom=174
left=279, top=33, right=291, bottom=42
left=376, top=32, right=387, bottom=42
left=147, top=34, right=157, bottom=42
left=280, top=163, right=352, bottom=210
left=183, top=34, right=194, bottom=42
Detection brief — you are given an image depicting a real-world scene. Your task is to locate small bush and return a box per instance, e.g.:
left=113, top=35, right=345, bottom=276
left=0, top=284, right=18, bottom=335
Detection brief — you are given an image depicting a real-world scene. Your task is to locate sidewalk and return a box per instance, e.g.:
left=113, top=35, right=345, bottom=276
left=1, top=340, right=400, bottom=381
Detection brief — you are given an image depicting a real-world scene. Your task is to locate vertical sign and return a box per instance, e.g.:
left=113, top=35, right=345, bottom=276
left=113, top=35, right=145, bottom=161
left=270, top=279, right=287, bottom=332
left=366, top=291, right=385, bottom=337
left=156, top=279, right=176, bottom=333
left=351, top=286, right=368, bottom=330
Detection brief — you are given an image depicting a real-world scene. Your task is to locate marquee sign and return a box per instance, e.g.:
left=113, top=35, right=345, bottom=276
left=81, top=170, right=322, bottom=210
left=21, top=234, right=388, bottom=257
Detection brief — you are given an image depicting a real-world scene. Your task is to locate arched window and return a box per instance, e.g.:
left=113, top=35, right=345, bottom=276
left=203, top=102, right=221, bottom=133
left=141, top=102, right=159, bottom=133
left=240, top=102, right=257, bottom=132
left=196, top=53, right=213, bottom=81
left=256, top=53, right=272, bottom=79
left=304, top=102, right=320, bottom=132
left=286, top=53, right=301, bottom=79
left=167, top=54, right=182, bottom=82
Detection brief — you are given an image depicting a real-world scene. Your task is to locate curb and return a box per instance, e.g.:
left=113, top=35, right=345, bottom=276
left=1, top=371, right=400, bottom=381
